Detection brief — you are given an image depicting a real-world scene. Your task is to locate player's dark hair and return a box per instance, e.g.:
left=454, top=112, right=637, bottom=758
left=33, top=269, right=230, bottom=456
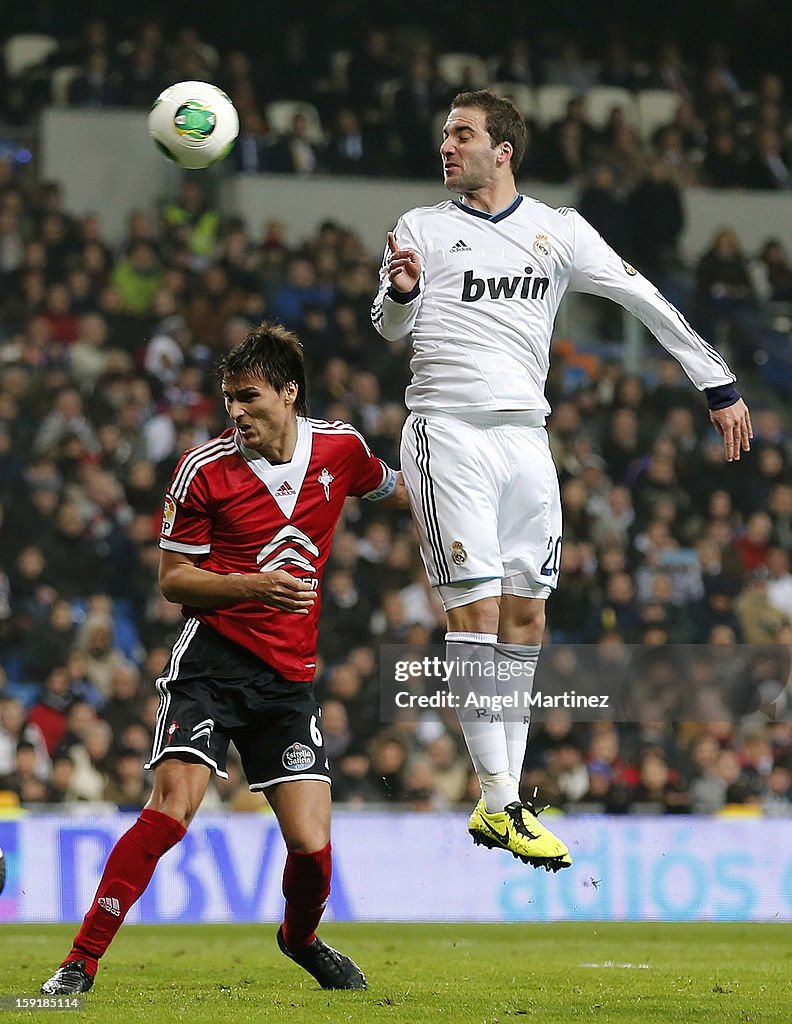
left=218, top=321, right=308, bottom=416
left=451, top=90, right=528, bottom=174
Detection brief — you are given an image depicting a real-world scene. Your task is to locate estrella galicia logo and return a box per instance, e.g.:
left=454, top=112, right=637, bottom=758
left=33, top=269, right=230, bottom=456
left=461, top=267, right=549, bottom=302
left=282, top=742, right=316, bottom=771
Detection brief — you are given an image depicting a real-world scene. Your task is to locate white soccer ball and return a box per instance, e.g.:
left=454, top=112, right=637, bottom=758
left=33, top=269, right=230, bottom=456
left=148, top=81, right=239, bottom=169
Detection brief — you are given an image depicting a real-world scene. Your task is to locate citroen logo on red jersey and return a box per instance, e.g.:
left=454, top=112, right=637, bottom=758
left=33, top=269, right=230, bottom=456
left=256, top=524, right=320, bottom=574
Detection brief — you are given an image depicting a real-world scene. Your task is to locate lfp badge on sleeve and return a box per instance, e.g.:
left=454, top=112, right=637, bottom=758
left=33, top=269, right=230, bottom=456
left=161, top=494, right=177, bottom=535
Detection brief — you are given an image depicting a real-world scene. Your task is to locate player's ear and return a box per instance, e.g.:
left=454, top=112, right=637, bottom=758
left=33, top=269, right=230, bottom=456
left=283, top=381, right=299, bottom=406
left=498, top=141, right=513, bottom=165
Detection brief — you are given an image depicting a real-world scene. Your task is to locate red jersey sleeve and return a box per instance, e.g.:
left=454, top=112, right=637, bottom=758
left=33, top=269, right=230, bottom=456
left=345, top=432, right=395, bottom=500
left=159, top=455, right=214, bottom=556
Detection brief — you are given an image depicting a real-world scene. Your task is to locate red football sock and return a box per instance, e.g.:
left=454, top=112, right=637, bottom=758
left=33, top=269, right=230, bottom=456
left=281, top=842, right=332, bottom=951
left=65, top=809, right=186, bottom=975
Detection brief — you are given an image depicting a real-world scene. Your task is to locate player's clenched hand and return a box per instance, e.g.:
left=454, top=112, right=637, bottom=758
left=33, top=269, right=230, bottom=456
left=709, top=398, right=752, bottom=462
left=386, top=231, right=421, bottom=293
left=248, top=570, right=317, bottom=613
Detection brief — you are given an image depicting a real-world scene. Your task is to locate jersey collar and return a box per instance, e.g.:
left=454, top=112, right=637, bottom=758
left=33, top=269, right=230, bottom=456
left=236, top=418, right=313, bottom=519
left=453, top=194, right=523, bottom=223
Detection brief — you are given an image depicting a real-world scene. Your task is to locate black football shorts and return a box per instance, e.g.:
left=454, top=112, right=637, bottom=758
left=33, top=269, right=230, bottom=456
left=145, top=618, right=330, bottom=790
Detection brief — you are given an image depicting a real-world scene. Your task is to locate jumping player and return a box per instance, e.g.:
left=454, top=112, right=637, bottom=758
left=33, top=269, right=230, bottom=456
left=371, top=90, right=751, bottom=870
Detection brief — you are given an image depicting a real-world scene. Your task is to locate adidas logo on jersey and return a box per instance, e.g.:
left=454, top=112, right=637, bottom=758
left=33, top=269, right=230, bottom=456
left=98, top=896, right=121, bottom=916
left=275, top=481, right=296, bottom=496
left=449, top=239, right=472, bottom=252
left=461, top=267, right=550, bottom=303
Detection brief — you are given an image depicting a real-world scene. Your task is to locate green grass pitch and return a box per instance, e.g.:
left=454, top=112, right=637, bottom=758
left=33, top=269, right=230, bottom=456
left=5, top=922, right=791, bottom=1022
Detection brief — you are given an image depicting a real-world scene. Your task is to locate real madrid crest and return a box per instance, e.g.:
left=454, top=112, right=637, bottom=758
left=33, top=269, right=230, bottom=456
left=533, top=233, right=551, bottom=258
left=451, top=540, right=467, bottom=565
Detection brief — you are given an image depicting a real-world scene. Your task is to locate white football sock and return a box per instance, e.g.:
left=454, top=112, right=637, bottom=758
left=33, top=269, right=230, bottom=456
left=445, top=631, right=518, bottom=812
left=495, top=643, right=541, bottom=789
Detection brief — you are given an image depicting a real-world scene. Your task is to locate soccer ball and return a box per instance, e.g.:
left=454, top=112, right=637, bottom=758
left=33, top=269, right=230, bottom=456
left=148, top=81, right=239, bottom=169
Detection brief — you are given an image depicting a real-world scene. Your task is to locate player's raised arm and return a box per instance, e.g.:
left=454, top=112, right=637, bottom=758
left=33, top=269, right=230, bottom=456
left=566, top=209, right=752, bottom=461
left=371, top=219, right=425, bottom=340
left=386, top=231, right=422, bottom=292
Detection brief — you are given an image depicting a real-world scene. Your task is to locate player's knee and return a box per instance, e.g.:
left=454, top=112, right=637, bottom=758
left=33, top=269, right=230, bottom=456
left=445, top=594, right=501, bottom=635
left=500, top=600, right=546, bottom=644
left=147, top=791, right=198, bottom=828
left=283, top=829, right=330, bottom=854
left=147, top=778, right=203, bottom=827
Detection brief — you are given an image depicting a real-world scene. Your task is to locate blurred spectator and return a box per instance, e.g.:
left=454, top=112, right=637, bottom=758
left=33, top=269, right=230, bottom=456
left=742, top=128, right=791, bottom=190
left=749, top=239, right=792, bottom=302
left=67, top=718, right=113, bottom=801
left=392, top=53, right=449, bottom=179
left=493, top=38, right=540, bottom=87
left=701, top=129, right=744, bottom=189
left=68, top=52, right=117, bottom=107
left=626, top=159, right=685, bottom=279
left=76, top=612, right=132, bottom=698
left=762, top=763, right=792, bottom=816
left=111, top=240, right=163, bottom=315
left=367, top=732, right=408, bottom=801
left=577, top=164, right=629, bottom=254
left=21, top=599, right=77, bottom=682
left=543, top=40, right=597, bottom=92
left=0, top=740, right=53, bottom=804
left=268, top=112, right=324, bottom=175
left=648, top=41, right=692, bottom=99
left=425, top=734, right=468, bottom=804
left=35, top=387, right=98, bottom=455
left=102, top=748, right=149, bottom=809
left=0, top=697, right=50, bottom=778
left=325, top=108, right=382, bottom=176
left=734, top=569, right=790, bottom=643
left=232, top=109, right=276, bottom=175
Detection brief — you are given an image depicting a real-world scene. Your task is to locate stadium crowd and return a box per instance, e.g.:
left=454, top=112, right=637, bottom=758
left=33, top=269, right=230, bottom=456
left=3, top=11, right=792, bottom=190
left=0, top=162, right=791, bottom=819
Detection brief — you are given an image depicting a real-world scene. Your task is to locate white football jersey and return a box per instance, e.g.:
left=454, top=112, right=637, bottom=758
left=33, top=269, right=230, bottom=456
left=371, top=194, right=736, bottom=416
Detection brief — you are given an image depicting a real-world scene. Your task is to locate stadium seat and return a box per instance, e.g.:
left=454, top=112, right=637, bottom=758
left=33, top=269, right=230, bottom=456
left=3, top=33, right=58, bottom=78
left=489, top=82, right=536, bottom=120
left=50, top=64, right=80, bottom=107
left=534, top=84, right=576, bottom=127
left=636, top=89, right=680, bottom=141
left=436, top=52, right=490, bottom=89
left=584, top=86, right=638, bottom=128
left=265, top=100, right=324, bottom=143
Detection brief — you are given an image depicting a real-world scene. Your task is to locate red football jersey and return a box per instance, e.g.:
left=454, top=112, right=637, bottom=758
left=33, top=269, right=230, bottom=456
left=159, top=418, right=390, bottom=680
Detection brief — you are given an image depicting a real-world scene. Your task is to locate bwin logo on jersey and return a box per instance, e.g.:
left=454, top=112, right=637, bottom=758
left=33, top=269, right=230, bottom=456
left=461, top=267, right=550, bottom=303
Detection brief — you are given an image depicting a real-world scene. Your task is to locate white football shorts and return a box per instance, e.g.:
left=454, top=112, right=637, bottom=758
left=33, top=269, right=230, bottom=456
left=400, top=412, right=562, bottom=604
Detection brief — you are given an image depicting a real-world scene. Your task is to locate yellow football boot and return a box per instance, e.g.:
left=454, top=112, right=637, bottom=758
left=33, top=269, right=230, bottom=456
left=468, top=798, right=572, bottom=871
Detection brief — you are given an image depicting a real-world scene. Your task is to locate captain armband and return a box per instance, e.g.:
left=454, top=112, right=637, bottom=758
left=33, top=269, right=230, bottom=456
left=364, top=465, right=398, bottom=502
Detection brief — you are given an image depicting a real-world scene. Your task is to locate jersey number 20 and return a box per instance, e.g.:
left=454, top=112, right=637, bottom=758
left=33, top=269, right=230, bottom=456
left=540, top=537, right=562, bottom=577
